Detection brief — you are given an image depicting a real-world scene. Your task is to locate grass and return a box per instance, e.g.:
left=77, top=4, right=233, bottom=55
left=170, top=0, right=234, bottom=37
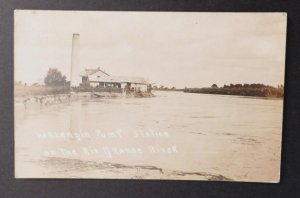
left=14, top=85, right=70, bottom=98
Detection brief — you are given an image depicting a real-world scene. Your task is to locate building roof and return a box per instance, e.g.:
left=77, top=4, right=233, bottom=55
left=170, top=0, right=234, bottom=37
left=89, top=75, right=148, bottom=84
left=81, top=67, right=110, bottom=77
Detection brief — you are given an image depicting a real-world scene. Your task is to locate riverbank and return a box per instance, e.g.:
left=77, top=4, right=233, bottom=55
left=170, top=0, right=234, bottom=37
left=14, top=85, right=70, bottom=98
left=14, top=85, right=154, bottom=109
left=15, top=85, right=154, bottom=99
left=184, top=87, right=284, bottom=98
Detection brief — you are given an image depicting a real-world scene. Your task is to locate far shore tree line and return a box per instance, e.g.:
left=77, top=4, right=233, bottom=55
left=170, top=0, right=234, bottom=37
left=209, top=83, right=284, bottom=89
left=152, top=85, right=182, bottom=91
left=184, top=83, right=284, bottom=98
left=153, top=83, right=284, bottom=91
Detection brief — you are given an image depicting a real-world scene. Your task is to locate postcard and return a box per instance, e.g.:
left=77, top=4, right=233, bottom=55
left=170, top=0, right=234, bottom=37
left=14, top=10, right=286, bottom=182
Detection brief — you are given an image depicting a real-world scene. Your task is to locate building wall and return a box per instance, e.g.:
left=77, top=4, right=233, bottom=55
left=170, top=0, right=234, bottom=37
left=90, top=82, right=98, bottom=87
left=138, top=84, right=148, bottom=92
left=88, top=80, right=148, bottom=92
left=120, top=83, right=127, bottom=89
left=130, top=84, right=147, bottom=92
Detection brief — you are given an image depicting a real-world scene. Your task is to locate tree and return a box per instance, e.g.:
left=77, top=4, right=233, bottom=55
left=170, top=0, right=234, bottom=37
left=243, top=83, right=250, bottom=88
left=44, top=68, right=67, bottom=86
left=211, top=84, right=218, bottom=88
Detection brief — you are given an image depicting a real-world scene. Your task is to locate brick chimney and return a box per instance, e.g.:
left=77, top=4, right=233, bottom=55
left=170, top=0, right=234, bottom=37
left=70, top=33, right=81, bottom=87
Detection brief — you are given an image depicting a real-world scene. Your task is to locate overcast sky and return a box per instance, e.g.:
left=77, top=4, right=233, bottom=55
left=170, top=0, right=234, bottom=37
left=15, top=11, right=287, bottom=88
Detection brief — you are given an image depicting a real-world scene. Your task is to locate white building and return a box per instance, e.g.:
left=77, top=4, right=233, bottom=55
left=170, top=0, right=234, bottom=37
left=80, top=68, right=149, bottom=92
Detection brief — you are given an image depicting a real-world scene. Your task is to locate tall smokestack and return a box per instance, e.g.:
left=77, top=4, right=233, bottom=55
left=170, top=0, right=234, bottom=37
left=70, top=33, right=81, bottom=87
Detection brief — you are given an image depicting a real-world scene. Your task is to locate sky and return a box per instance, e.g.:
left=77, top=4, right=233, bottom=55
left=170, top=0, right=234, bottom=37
left=15, top=11, right=287, bottom=88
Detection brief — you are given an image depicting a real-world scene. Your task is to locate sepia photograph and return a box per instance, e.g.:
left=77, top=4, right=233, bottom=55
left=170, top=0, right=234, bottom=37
left=14, top=10, right=286, bottom=182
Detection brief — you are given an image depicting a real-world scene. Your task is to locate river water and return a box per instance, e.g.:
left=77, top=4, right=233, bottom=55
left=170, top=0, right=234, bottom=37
left=15, top=91, right=283, bottom=182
